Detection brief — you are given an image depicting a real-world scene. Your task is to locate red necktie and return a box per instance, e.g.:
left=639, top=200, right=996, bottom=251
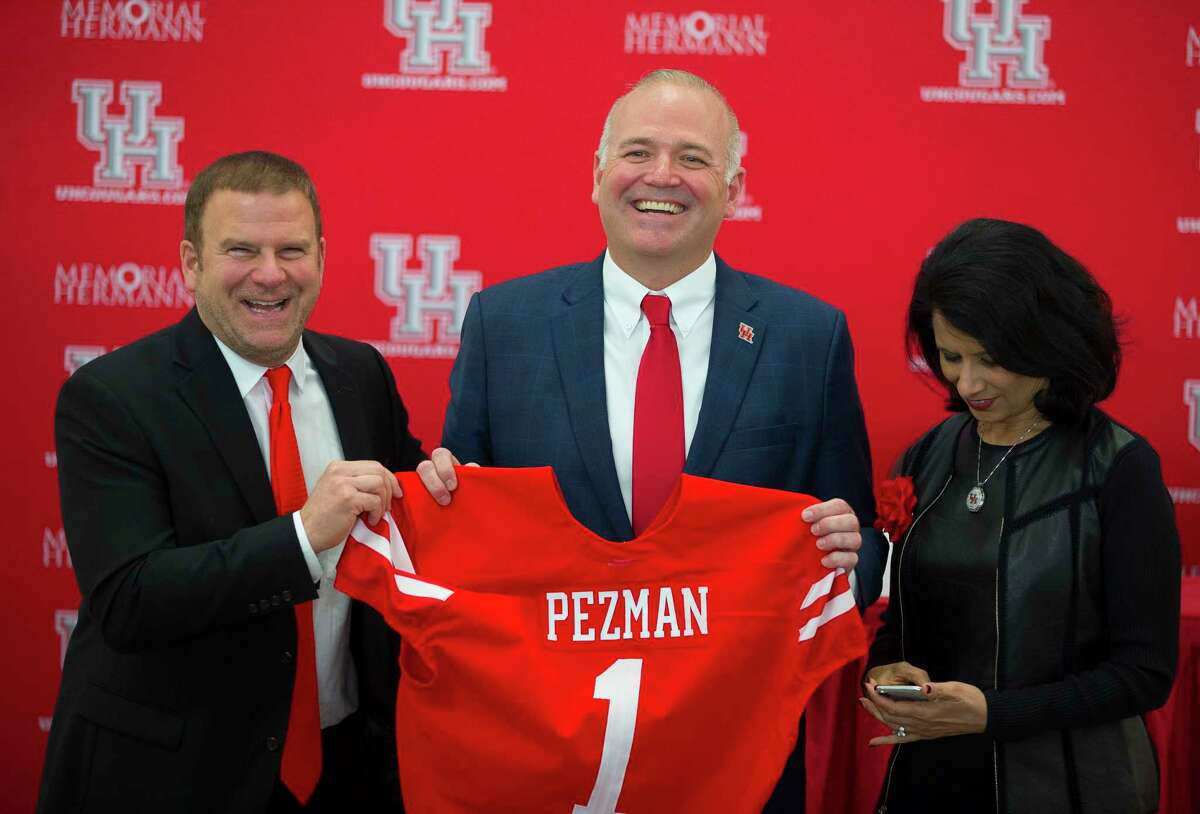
left=632, top=294, right=685, bottom=535
left=266, top=366, right=322, bottom=803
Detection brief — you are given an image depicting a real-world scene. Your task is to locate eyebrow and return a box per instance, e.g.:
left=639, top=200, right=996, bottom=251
left=217, top=237, right=312, bottom=251
left=616, top=137, right=715, bottom=157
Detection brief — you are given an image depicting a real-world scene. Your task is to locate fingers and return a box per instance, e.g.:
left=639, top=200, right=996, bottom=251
left=334, top=467, right=394, bottom=518
left=816, top=525, right=864, bottom=571
left=801, top=498, right=857, bottom=526
left=869, top=693, right=929, bottom=724
left=860, top=662, right=934, bottom=736
left=815, top=529, right=862, bottom=553
left=416, top=460, right=452, bottom=506
left=859, top=697, right=923, bottom=747
left=869, top=731, right=922, bottom=747
left=812, top=520, right=861, bottom=548
left=355, top=492, right=386, bottom=526
left=347, top=472, right=396, bottom=524
left=859, top=672, right=986, bottom=746
left=861, top=670, right=906, bottom=725
left=416, top=447, right=463, bottom=506
left=332, top=460, right=397, bottom=491
left=820, top=547, right=859, bottom=571
left=805, top=500, right=862, bottom=570
left=906, top=666, right=933, bottom=685
left=875, top=663, right=931, bottom=687
left=302, top=460, right=399, bottom=552
left=859, top=696, right=886, bottom=725
left=863, top=667, right=887, bottom=687
left=863, top=694, right=922, bottom=730
left=870, top=687, right=942, bottom=727
left=431, top=447, right=460, bottom=489
left=865, top=661, right=929, bottom=688
left=923, top=681, right=960, bottom=701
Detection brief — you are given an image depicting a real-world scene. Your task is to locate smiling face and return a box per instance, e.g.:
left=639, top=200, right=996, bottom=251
left=592, top=81, right=744, bottom=288
left=180, top=189, right=324, bottom=367
left=932, top=311, right=1049, bottom=441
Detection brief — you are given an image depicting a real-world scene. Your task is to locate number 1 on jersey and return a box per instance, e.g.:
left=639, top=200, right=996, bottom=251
left=572, top=658, right=643, bottom=814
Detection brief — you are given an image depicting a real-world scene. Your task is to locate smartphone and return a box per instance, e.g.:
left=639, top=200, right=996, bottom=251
left=875, top=684, right=928, bottom=701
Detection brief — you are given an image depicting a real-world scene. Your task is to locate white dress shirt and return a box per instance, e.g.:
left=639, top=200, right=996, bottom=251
left=213, top=337, right=357, bottom=729
left=602, top=250, right=715, bottom=523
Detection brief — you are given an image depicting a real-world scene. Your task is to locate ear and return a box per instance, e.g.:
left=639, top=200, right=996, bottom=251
left=723, top=167, right=746, bottom=219
left=180, top=240, right=199, bottom=292
left=317, top=237, right=327, bottom=279
left=591, top=152, right=603, bottom=206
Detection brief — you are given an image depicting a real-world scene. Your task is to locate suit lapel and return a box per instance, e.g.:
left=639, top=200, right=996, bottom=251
left=172, top=309, right=278, bottom=524
left=305, top=332, right=370, bottom=462
left=551, top=259, right=633, bottom=539
left=686, top=258, right=764, bottom=477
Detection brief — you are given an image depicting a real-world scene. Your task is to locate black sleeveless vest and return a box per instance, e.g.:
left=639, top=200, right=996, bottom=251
left=893, top=408, right=1158, bottom=813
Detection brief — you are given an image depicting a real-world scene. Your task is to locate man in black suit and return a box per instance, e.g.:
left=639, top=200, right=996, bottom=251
left=38, top=151, right=422, bottom=813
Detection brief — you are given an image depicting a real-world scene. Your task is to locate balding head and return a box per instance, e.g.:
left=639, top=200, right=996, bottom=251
left=597, top=69, right=741, bottom=184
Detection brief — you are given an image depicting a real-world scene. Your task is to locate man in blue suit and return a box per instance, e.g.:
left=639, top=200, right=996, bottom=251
left=423, top=69, right=885, bottom=811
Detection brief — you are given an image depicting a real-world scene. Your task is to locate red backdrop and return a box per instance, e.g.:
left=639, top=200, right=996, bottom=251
left=2, top=1, right=1197, bottom=810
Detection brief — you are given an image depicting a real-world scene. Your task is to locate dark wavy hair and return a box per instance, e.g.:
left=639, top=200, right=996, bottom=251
left=906, top=218, right=1121, bottom=424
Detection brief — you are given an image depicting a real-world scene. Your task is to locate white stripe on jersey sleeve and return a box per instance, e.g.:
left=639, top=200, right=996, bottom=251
left=383, top=512, right=416, bottom=573
left=798, top=585, right=856, bottom=642
left=349, top=517, right=390, bottom=562
left=349, top=512, right=416, bottom=572
left=394, top=573, right=453, bottom=601
left=349, top=512, right=453, bottom=602
left=799, top=567, right=844, bottom=610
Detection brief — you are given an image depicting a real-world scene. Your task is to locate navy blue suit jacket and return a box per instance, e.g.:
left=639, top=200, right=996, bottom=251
left=442, top=254, right=885, bottom=810
left=442, top=254, right=885, bottom=604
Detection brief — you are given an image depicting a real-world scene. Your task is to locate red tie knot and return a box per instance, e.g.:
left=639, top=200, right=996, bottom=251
left=641, top=294, right=672, bottom=328
left=266, top=366, right=292, bottom=406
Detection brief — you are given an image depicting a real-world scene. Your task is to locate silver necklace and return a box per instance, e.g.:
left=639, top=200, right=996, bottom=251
left=966, top=421, right=1042, bottom=513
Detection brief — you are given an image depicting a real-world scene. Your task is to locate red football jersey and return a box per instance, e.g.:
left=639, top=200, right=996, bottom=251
left=335, top=467, right=866, bottom=814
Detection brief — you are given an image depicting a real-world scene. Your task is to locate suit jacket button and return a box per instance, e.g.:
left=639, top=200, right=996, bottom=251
left=281, top=590, right=293, bottom=602
left=267, top=736, right=280, bottom=752
left=249, top=604, right=259, bottom=615
left=281, top=650, right=293, bottom=664
left=271, top=595, right=281, bottom=607
left=259, top=599, right=270, bottom=612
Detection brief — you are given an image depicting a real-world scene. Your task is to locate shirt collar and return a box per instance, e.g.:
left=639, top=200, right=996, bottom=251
left=601, top=250, right=716, bottom=339
left=211, top=335, right=313, bottom=399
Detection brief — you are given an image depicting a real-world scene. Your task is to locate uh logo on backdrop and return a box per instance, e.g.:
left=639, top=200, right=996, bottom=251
left=362, top=0, right=508, bottom=91
left=369, top=234, right=482, bottom=359
left=56, top=78, right=186, bottom=205
left=920, top=0, right=1065, bottom=106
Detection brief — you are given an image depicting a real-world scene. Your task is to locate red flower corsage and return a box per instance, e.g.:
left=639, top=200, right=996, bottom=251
left=873, top=476, right=917, bottom=542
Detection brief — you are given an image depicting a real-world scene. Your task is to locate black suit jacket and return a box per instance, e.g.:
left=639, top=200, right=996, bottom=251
left=38, top=309, right=423, bottom=813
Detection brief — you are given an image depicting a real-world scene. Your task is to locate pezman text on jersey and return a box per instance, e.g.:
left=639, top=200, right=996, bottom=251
left=545, top=586, right=709, bottom=642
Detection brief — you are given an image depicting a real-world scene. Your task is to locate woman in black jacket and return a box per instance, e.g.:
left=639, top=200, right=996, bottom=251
left=860, top=218, right=1180, bottom=813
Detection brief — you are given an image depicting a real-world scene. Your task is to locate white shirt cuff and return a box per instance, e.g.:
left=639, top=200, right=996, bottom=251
left=293, top=511, right=324, bottom=583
